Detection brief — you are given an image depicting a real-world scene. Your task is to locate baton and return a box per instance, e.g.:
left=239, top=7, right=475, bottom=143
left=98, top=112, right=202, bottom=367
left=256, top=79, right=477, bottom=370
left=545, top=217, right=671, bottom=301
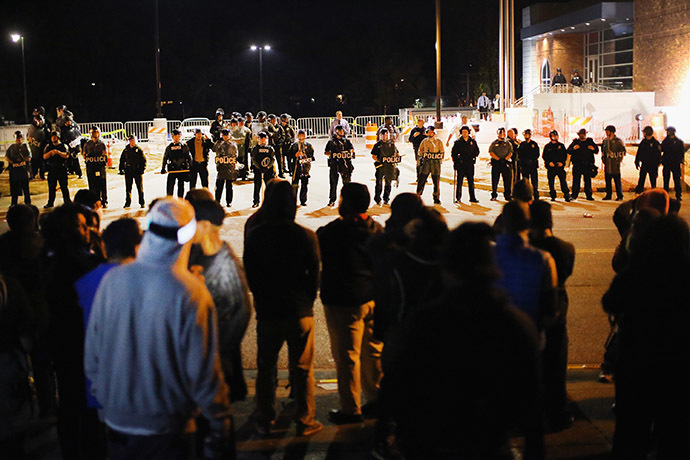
left=155, top=169, right=190, bottom=174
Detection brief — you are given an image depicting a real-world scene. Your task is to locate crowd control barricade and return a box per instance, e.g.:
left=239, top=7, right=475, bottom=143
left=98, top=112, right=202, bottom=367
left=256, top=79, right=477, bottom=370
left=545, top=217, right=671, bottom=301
left=353, top=115, right=402, bottom=137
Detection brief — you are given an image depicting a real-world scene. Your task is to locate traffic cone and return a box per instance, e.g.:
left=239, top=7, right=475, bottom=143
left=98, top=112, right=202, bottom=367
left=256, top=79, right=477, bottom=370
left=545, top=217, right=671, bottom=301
left=106, top=139, right=113, bottom=168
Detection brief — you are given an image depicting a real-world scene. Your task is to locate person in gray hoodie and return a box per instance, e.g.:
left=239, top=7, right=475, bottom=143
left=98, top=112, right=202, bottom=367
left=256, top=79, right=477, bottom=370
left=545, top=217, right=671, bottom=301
left=84, top=198, right=234, bottom=460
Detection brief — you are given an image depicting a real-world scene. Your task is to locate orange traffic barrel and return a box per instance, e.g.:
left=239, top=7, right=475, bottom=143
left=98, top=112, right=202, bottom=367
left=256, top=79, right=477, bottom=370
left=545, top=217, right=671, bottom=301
left=365, top=123, right=378, bottom=150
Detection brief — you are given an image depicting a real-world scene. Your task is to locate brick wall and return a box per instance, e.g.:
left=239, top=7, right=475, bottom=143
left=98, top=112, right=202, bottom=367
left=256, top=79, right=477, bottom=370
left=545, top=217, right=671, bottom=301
left=536, top=34, right=586, bottom=82
left=634, top=0, right=690, bottom=106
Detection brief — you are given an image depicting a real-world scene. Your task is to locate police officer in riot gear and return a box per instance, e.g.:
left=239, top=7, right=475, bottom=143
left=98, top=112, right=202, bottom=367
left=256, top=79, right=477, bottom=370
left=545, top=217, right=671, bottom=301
left=280, top=114, right=296, bottom=174
left=635, top=126, right=662, bottom=194
left=28, top=108, right=50, bottom=179
left=119, top=134, right=147, bottom=208
left=266, top=114, right=285, bottom=177
left=568, top=128, right=598, bottom=200
left=5, top=131, right=32, bottom=206
left=161, top=129, right=192, bottom=198
left=251, top=132, right=276, bottom=208
left=186, top=128, right=214, bottom=189
left=236, top=117, right=252, bottom=180
left=451, top=125, right=480, bottom=203
left=661, top=126, right=686, bottom=201
left=56, top=106, right=83, bottom=178
left=289, top=129, right=315, bottom=206
left=517, top=129, right=540, bottom=200
left=489, top=128, right=513, bottom=201
left=542, top=130, right=571, bottom=202
left=416, top=125, right=445, bottom=204
left=83, top=126, right=109, bottom=207
left=371, top=128, right=401, bottom=205
left=210, top=108, right=225, bottom=142
left=213, top=129, right=239, bottom=207
left=324, top=125, right=355, bottom=206
left=43, top=132, right=71, bottom=207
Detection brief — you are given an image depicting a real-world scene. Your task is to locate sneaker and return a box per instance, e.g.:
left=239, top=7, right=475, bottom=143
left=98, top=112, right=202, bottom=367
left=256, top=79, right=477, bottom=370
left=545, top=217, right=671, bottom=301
left=328, top=410, right=363, bottom=425
left=252, top=202, right=260, bottom=208
left=296, top=421, right=323, bottom=436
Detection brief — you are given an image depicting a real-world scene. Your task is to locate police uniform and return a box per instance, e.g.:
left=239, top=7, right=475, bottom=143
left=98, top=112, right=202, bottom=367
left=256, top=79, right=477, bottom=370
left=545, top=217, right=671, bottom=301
left=371, top=139, right=401, bottom=205
left=602, top=135, right=626, bottom=200
left=27, top=116, right=50, bottom=179
left=210, top=118, right=225, bottom=142
left=186, top=136, right=214, bottom=188
left=451, top=135, right=479, bottom=202
left=251, top=142, right=276, bottom=206
left=288, top=140, right=315, bottom=206
left=84, top=138, right=109, bottom=206
left=416, top=136, right=445, bottom=203
left=377, top=123, right=400, bottom=142
left=119, top=143, right=147, bottom=207
left=161, top=141, right=192, bottom=198
left=542, top=140, right=571, bottom=201
left=57, top=114, right=83, bottom=178
left=231, top=124, right=251, bottom=180
left=568, top=137, right=599, bottom=200
left=489, top=138, right=513, bottom=200
left=508, top=137, right=521, bottom=184
left=635, top=136, right=662, bottom=193
left=266, top=120, right=285, bottom=177
left=517, top=139, right=540, bottom=200
left=324, top=134, right=355, bottom=205
left=5, top=141, right=32, bottom=206
left=280, top=122, right=296, bottom=173
left=661, top=132, right=686, bottom=200
left=213, top=139, right=238, bottom=206
left=43, top=140, right=71, bottom=206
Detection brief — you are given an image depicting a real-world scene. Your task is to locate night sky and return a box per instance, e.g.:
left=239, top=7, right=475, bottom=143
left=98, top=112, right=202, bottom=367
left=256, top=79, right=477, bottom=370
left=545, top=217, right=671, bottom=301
left=1, top=0, right=566, bottom=124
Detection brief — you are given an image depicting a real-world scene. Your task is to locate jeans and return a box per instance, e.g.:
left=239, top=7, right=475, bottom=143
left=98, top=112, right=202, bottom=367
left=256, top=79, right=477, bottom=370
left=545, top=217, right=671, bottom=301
left=109, top=430, right=191, bottom=460
left=189, top=161, right=209, bottom=188
left=255, top=317, right=316, bottom=426
left=324, top=301, right=383, bottom=415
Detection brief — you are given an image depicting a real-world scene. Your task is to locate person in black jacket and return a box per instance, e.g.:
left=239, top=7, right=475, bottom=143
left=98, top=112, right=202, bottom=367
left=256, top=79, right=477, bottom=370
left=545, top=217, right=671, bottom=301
left=542, top=130, right=571, bottom=202
left=451, top=125, right=480, bottom=203
left=209, top=108, right=225, bottom=142
left=635, top=126, right=662, bottom=194
left=317, top=183, right=384, bottom=425
left=186, top=128, right=214, bottom=189
left=661, top=126, right=686, bottom=201
left=288, top=130, right=315, bottom=206
left=119, top=135, right=146, bottom=208
left=279, top=114, right=295, bottom=174
left=83, top=126, right=109, bottom=208
left=244, top=180, right=323, bottom=437
left=161, top=129, right=192, bottom=198
left=371, top=128, right=401, bottom=205
left=266, top=114, right=285, bottom=178
left=529, top=200, right=576, bottom=432
left=4, top=131, right=32, bottom=206
left=43, top=132, right=71, bottom=208
left=518, top=129, right=540, bottom=200
left=602, top=214, right=690, bottom=460
left=324, top=126, right=355, bottom=207
left=568, top=128, right=599, bottom=200
left=251, top=132, right=276, bottom=208
left=408, top=118, right=426, bottom=167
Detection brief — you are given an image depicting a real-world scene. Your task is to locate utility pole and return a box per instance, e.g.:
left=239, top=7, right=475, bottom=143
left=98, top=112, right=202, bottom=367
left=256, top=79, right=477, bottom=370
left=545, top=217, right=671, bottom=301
left=154, top=0, right=163, bottom=117
left=435, top=0, right=443, bottom=128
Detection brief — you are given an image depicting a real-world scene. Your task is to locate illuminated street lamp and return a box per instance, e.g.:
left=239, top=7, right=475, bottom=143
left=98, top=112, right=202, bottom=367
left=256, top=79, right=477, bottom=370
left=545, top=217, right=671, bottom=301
left=10, top=33, right=28, bottom=123
left=250, top=45, right=271, bottom=109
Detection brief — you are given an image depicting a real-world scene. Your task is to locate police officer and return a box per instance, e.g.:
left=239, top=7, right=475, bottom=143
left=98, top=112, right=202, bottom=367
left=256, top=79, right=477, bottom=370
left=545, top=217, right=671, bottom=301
left=416, top=125, right=445, bottom=204
left=27, top=108, right=50, bottom=179
left=507, top=128, right=521, bottom=184
left=517, top=129, right=540, bottom=200
left=161, top=129, right=192, bottom=198
left=451, top=125, right=480, bottom=203
left=289, top=129, right=315, bottom=206
left=119, top=134, right=147, bottom=208
left=661, top=126, right=686, bottom=201
left=377, top=116, right=400, bottom=142
left=43, top=132, right=71, bottom=207
left=213, top=129, right=238, bottom=207
left=409, top=118, right=427, bottom=166
left=266, top=114, right=285, bottom=177
left=324, top=125, right=355, bottom=207
left=186, top=128, right=214, bottom=189
left=602, top=125, right=626, bottom=201
left=56, top=107, right=83, bottom=178
left=251, top=111, right=269, bottom=149
left=279, top=114, right=296, bottom=174
left=489, top=128, right=513, bottom=201
left=235, top=117, right=252, bottom=180
left=83, top=126, right=109, bottom=208
left=543, top=130, right=571, bottom=202
left=568, top=128, right=598, bottom=201
left=251, top=132, right=276, bottom=208
left=634, top=126, right=662, bottom=194
left=4, top=131, right=32, bottom=206
left=371, top=128, right=401, bottom=206
left=210, top=108, right=225, bottom=142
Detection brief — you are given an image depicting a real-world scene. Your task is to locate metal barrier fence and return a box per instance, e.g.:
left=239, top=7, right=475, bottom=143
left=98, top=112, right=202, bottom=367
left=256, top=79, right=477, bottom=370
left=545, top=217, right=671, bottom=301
left=295, top=116, right=355, bottom=138
left=353, top=115, right=401, bottom=136
left=77, top=121, right=126, bottom=140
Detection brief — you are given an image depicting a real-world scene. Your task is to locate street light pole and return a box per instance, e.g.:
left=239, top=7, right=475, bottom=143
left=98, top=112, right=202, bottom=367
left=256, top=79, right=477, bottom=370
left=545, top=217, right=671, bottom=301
left=435, top=0, right=443, bottom=128
left=154, top=0, right=163, bottom=117
left=11, top=34, right=28, bottom=124
left=251, top=45, right=270, bottom=110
